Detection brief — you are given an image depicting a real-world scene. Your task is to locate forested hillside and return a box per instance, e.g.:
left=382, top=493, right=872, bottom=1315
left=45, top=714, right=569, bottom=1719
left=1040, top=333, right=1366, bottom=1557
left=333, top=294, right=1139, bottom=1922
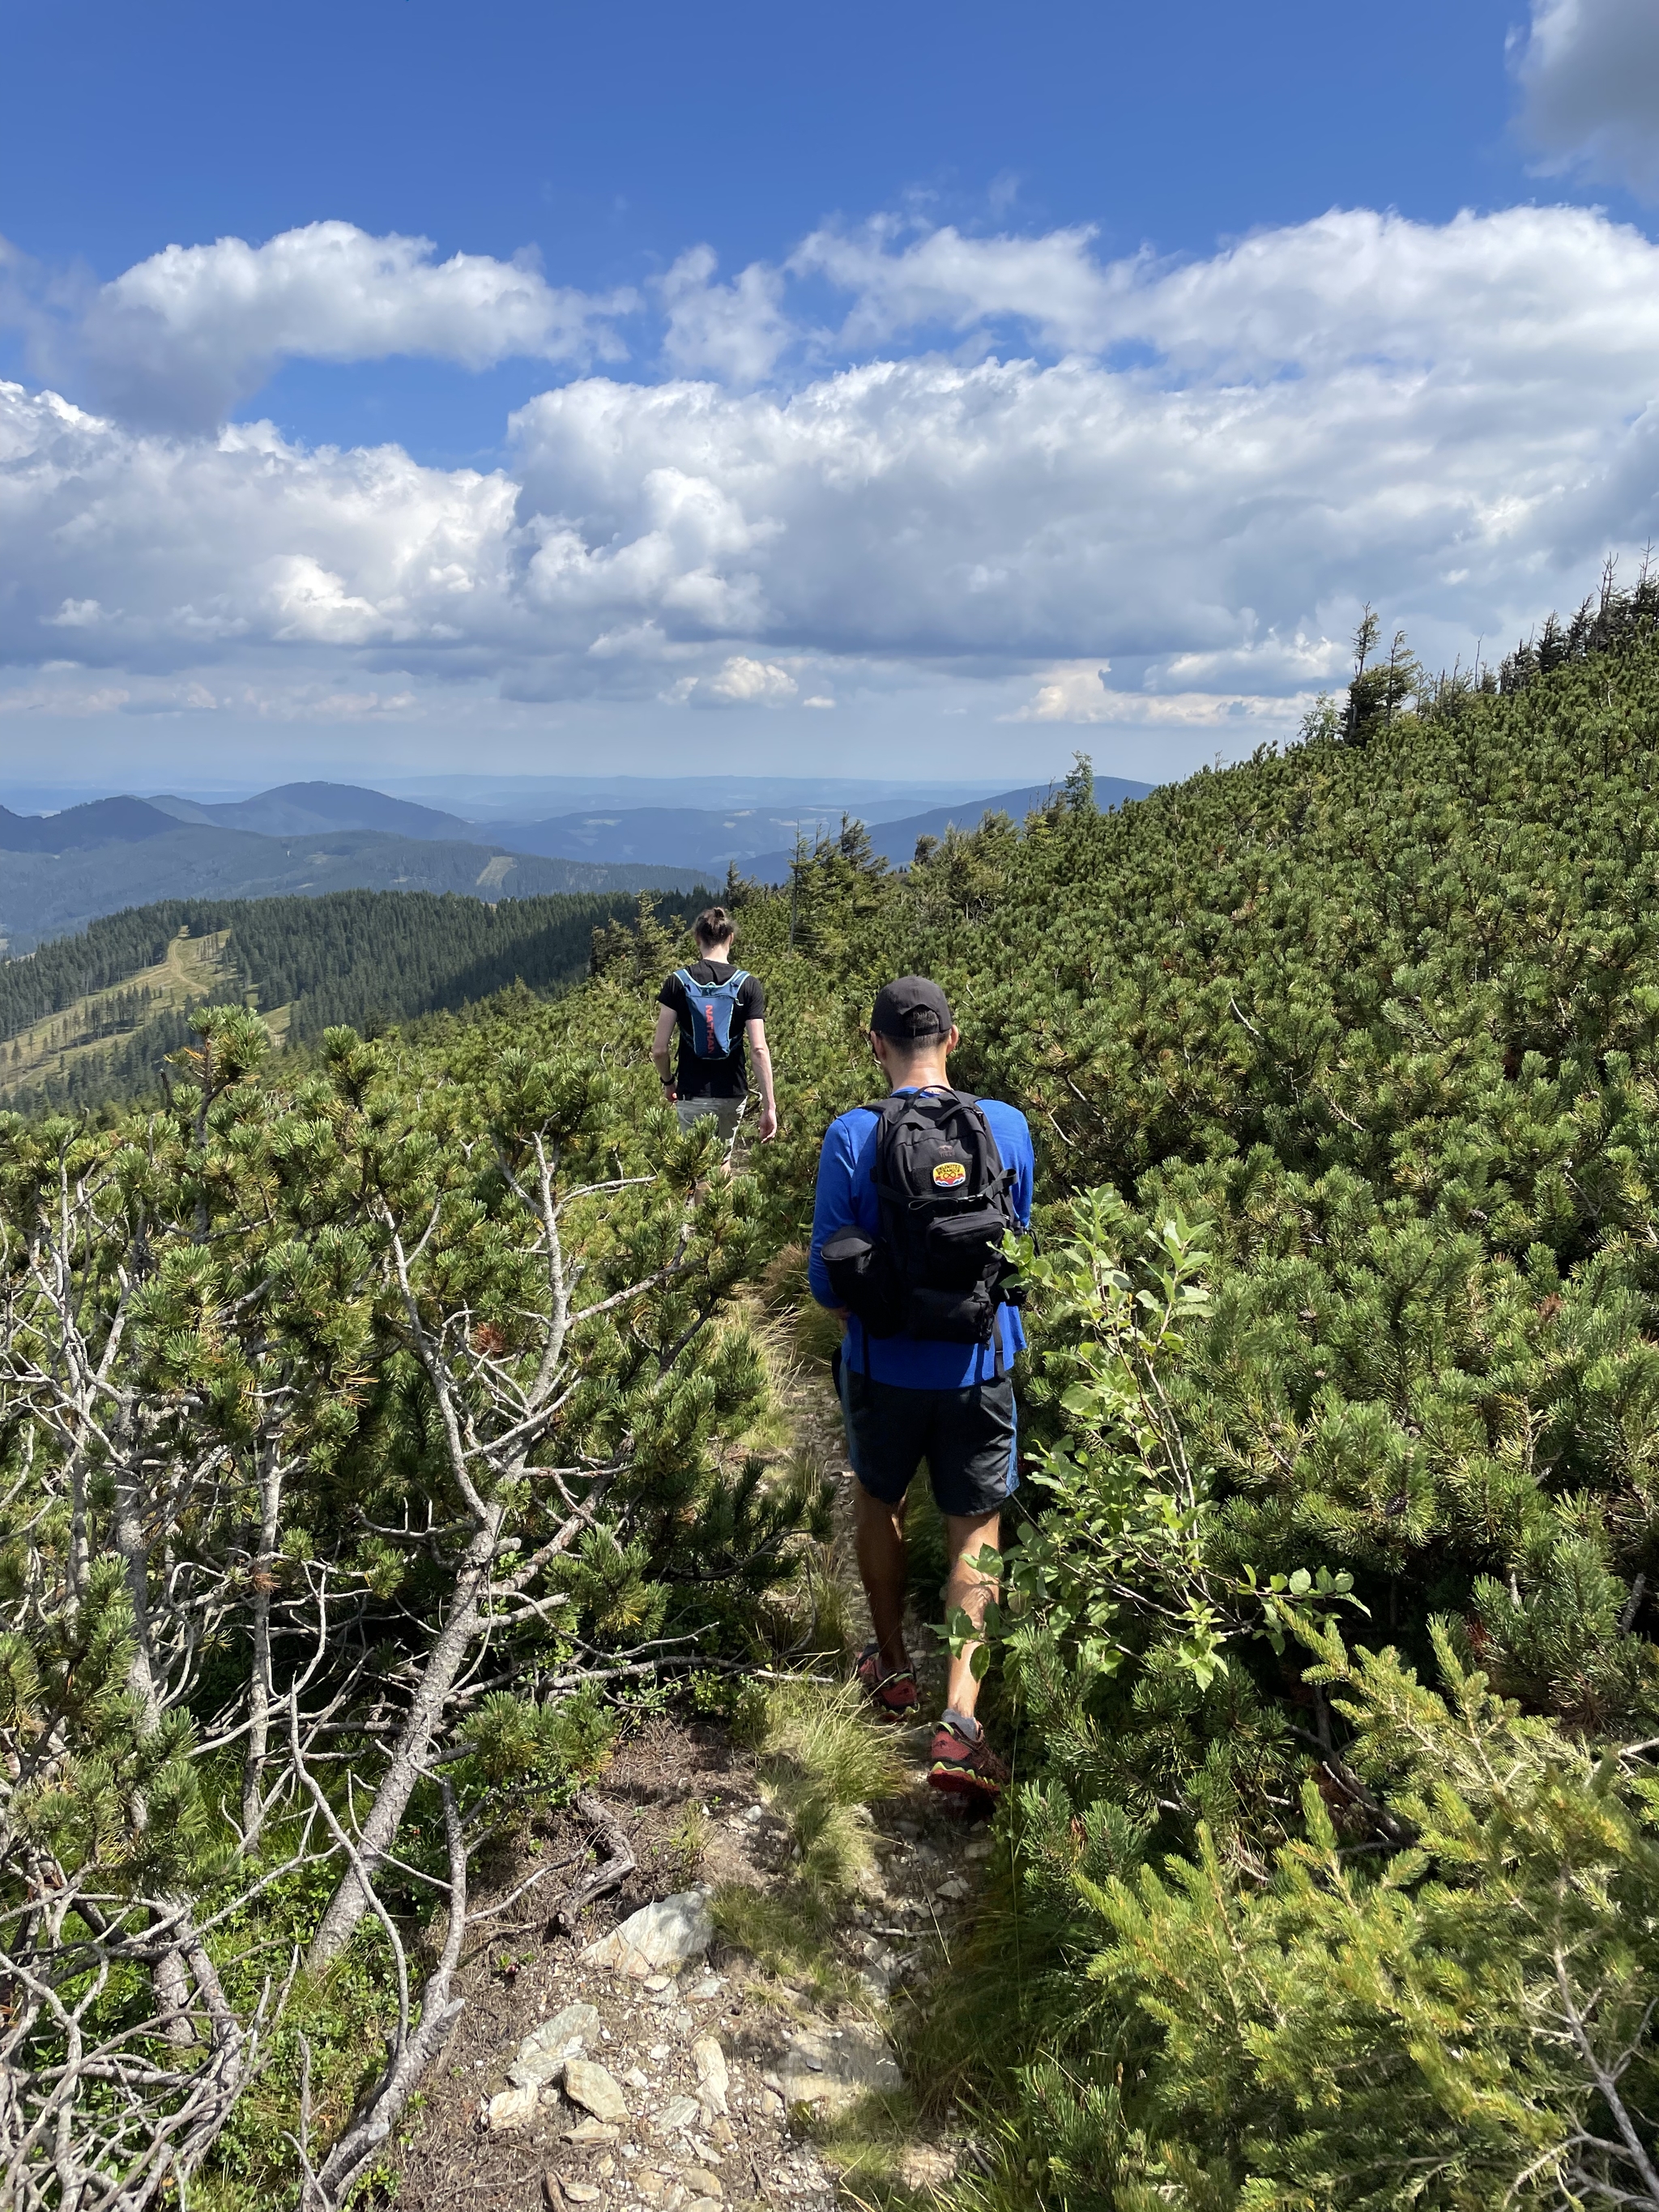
left=0, top=884, right=706, bottom=1115
left=0, top=816, right=700, bottom=952
left=8, top=584, right=1659, bottom=2209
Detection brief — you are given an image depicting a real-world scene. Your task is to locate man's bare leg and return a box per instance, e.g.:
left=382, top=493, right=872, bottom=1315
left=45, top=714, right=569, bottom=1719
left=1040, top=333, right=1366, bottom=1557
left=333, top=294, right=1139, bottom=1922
left=942, top=1509, right=1003, bottom=1722
left=853, top=1482, right=909, bottom=1674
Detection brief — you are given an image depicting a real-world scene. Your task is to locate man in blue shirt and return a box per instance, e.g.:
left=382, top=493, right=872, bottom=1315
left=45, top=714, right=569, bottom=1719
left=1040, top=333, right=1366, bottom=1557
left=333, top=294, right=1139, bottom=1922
left=809, top=976, right=1034, bottom=1799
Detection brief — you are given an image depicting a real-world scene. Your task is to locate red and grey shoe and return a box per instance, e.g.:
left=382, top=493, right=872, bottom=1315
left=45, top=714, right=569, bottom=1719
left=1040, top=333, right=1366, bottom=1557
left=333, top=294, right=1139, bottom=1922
left=926, top=1716, right=1009, bottom=1800
left=854, top=1643, right=920, bottom=1720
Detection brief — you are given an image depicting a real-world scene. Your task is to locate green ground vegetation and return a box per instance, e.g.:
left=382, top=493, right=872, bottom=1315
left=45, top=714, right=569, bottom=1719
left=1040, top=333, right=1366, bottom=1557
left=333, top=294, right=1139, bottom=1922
left=10, top=573, right=1659, bottom=2205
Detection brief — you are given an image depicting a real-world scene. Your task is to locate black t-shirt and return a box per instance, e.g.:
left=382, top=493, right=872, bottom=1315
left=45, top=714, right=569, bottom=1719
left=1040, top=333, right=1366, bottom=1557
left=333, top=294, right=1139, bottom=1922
left=658, top=961, right=766, bottom=1097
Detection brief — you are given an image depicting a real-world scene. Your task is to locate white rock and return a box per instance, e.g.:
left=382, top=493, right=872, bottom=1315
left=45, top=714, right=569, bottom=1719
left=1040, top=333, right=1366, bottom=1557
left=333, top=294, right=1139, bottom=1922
left=691, top=2036, right=728, bottom=2116
left=680, top=2169, right=723, bottom=2200
left=485, top=2081, right=539, bottom=2130
left=653, top=2093, right=702, bottom=2136
left=563, top=2057, right=629, bottom=2125
left=563, top=2117, right=618, bottom=2145
left=579, top=1890, right=714, bottom=1978
left=510, top=2001, right=600, bottom=2090
left=561, top=2185, right=601, bottom=2207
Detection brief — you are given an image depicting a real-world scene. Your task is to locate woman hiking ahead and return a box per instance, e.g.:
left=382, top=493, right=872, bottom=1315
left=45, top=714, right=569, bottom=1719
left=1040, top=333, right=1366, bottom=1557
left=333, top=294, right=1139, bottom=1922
left=651, top=905, right=779, bottom=1144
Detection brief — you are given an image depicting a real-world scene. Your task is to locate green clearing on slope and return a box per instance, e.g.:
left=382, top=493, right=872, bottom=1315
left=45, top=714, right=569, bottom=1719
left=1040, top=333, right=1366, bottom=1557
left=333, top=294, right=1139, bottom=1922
left=0, top=883, right=707, bottom=1115
left=8, top=581, right=1659, bottom=2210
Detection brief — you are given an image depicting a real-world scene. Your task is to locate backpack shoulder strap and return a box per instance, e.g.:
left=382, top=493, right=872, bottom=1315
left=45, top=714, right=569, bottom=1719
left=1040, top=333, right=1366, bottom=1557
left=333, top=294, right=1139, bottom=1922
left=672, top=966, right=697, bottom=991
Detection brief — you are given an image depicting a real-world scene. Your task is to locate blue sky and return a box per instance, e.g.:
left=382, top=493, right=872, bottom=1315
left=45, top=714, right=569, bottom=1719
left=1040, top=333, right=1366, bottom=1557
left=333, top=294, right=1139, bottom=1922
left=4, top=0, right=1659, bottom=795
left=3, top=0, right=1538, bottom=465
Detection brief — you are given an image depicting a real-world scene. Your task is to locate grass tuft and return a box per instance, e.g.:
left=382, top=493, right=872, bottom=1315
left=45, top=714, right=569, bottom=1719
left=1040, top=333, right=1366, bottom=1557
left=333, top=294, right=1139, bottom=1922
left=757, top=1678, right=907, bottom=1897
left=759, top=1243, right=846, bottom=1370
left=712, top=1676, right=906, bottom=1988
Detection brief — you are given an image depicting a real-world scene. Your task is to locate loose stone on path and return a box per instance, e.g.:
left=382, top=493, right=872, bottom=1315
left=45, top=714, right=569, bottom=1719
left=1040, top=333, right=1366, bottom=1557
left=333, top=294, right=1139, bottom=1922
left=484, top=2081, right=539, bottom=2131
left=509, top=2001, right=600, bottom=2090
left=561, top=2056, right=629, bottom=2125
left=691, top=2034, right=728, bottom=2117
left=578, top=1888, right=714, bottom=1978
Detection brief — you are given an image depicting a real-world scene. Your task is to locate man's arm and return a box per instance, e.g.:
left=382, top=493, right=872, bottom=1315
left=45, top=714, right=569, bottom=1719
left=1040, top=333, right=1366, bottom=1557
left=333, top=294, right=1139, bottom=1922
left=1012, top=1114, right=1035, bottom=1230
left=745, top=1017, right=778, bottom=1141
left=651, top=1005, right=678, bottom=1100
left=808, top=1117, right=858, bottom=1314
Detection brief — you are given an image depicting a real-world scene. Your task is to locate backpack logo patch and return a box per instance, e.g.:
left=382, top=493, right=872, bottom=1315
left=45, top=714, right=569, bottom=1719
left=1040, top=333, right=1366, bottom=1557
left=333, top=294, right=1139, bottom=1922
left=932, top=1160, right=968, bottom=1188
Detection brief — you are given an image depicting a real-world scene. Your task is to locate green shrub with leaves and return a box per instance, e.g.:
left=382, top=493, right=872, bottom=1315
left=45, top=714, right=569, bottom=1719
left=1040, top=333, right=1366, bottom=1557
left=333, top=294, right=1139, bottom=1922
left=925, top=1200, right=1659, bottom=2212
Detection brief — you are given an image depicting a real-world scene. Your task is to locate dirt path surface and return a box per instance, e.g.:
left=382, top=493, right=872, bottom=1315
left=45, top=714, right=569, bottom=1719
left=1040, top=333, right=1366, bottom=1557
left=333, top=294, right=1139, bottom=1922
left=392, top=1341, right=989, bottom=2212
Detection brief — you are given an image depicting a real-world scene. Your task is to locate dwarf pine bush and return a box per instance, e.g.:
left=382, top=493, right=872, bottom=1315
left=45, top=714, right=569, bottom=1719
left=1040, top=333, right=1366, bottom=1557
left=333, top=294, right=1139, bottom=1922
left=13, top=569, right=1659, bottom=2202
left=725, top=585, right=1659, bottom=2206
left=0, top=1001, right=825, bottom=2208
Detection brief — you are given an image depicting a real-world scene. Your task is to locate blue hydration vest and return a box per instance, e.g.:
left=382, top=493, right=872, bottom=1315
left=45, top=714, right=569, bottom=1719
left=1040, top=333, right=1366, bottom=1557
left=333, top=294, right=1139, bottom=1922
left=675, top=966, right=750, bottom=1057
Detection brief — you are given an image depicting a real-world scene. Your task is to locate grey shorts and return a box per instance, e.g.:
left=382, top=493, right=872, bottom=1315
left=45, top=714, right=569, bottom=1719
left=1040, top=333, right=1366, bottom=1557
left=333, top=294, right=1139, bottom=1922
left=834, top=1353, right=1018, bottom=1519
left=676, top=1095, right=746, bottom=1140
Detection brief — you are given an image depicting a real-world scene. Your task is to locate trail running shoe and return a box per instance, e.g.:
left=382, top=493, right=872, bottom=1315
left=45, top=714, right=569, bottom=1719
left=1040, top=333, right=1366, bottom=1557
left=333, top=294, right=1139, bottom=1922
left=855, top=1643, right=919, bottom=1719
left=927, top=1717, right=1009, bottom=1800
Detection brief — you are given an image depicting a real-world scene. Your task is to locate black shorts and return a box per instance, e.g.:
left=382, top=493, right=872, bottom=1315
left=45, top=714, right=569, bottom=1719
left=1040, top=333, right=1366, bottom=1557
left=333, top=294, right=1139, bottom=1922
left=834, top=1353, right=1018, bottom=1519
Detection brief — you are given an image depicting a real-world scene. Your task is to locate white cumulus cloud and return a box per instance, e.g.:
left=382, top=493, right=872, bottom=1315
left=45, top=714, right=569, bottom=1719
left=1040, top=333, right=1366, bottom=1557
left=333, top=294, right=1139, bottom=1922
left=510, top=206, right=1659, bottom=670
left=67, top=221, right=638, bottom=431
left=1513, top=0, right=1659, bottom=194
left=659, top=246, right=792, bottom=385
left=1013, top=666, right=1320, bottom=727
left=0, top=384, right=525, bottom=665
left=666, top=654, right=799, bottom=708
left=9, top=202, right=1659, bottom=739
left=791, top=216, right=1129, bottom=352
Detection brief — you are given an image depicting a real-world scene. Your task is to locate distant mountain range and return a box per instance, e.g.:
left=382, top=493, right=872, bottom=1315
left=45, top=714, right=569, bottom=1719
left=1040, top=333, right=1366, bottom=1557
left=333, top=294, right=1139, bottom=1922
left=486, top=803, right=868, bottom=872
left=146, top=782, right=471, bottom=841
left=0, top=797, right=182, bottom=855
left=0, top=772, right=1153, bottom=953
left=0, top=787, right=705, bottom=953
left=376, top=773, right=1013, bottom=821
left=742, top=777, right=1149, bottom=880
left=421, top=774, right=1150, bottom=877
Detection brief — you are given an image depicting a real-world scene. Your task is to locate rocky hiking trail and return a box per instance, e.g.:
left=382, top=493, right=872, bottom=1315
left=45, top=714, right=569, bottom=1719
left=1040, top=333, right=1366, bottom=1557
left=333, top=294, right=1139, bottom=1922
left=392, top=1344, right=996, bottom=2212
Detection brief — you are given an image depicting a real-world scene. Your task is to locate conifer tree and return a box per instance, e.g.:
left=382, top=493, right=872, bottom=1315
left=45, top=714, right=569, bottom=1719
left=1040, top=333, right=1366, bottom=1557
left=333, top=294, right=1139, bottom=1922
left=0, top=1000, right=817, bottom=2207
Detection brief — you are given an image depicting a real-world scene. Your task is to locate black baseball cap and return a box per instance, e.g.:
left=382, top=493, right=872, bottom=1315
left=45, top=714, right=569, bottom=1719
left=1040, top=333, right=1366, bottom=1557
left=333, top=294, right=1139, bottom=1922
left=870, top=975, right=953, bottom=1039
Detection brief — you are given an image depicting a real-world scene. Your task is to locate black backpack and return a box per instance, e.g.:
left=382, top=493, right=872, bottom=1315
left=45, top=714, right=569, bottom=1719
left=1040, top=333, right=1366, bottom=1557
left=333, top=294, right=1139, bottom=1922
left=821, top=1089, right=1021, bottom=1359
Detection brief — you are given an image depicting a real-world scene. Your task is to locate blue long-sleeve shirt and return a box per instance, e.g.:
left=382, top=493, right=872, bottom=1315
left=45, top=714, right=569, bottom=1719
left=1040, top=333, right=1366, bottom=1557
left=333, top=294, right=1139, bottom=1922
left=808, top=1089, right=1034, bottom=1387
